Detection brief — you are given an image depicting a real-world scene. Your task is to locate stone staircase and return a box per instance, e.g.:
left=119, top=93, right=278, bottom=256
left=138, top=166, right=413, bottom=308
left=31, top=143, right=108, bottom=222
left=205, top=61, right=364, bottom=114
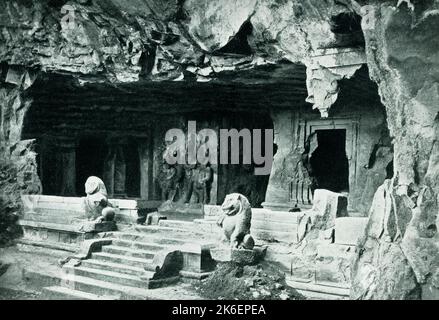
left=38, top=223, right=216, bottom=300
left=155, top=212, right=354, bottom=300
left=18, top=195, right=369, bottom=300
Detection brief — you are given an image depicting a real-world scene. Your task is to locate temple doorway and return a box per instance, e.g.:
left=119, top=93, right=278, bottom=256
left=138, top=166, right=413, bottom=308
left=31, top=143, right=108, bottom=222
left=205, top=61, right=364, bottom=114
left=310, top=129, right=349, bottom=193
left=76, top=136, right=106, bottom=195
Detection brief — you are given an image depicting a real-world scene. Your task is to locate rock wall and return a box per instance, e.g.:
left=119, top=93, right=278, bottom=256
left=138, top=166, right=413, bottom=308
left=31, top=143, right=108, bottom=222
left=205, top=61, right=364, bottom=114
left=349, top=1, right=439, bottom=300
left=0, top=70, right=41, bottom=244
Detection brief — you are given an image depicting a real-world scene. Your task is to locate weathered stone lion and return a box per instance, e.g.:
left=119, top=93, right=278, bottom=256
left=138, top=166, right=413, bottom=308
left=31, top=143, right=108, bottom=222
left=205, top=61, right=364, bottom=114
left=216, top=193, right=255, bottom=250
left=82, top=176, right=115, bottom=223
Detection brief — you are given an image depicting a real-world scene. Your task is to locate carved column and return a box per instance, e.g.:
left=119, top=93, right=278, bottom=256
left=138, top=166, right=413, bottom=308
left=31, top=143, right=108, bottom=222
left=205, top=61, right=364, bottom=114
left=103, top=144, right=115, bottom=197
left=137, top=135, right=154, bottom=200
left=103, top=138, right=128, bottom=198
left=56, top=137, right=77, bottom=196
left=262, top=110, right=299, bottom=211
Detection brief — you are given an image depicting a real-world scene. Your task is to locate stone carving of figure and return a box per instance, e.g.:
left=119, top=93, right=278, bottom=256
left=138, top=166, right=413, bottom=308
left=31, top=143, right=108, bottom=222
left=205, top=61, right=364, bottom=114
left=216, top=193, right=255, bottom=250
left=193, top=163, right=213, bottom=204
left=158, top=161, right=182, bottom=201
left=82, top=176, right=115, bottom=222
left=181, top=163, right=196, bottom=203
left=301, top=132, right=319, bottom=193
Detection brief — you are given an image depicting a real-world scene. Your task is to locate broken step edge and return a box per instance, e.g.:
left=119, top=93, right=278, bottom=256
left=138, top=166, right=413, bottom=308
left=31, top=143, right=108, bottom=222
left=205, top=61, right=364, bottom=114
left=286, top=279, right=350, bottom=297
left=43, top=286, right=118, bottom=300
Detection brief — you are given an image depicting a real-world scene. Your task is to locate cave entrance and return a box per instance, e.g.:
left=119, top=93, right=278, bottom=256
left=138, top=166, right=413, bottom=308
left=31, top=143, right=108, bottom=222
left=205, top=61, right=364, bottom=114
left=76, top=137, right=140, bottom=199
left=76, top=137, right=106, bottom=196
left=310, top=129, right=349, bottom=193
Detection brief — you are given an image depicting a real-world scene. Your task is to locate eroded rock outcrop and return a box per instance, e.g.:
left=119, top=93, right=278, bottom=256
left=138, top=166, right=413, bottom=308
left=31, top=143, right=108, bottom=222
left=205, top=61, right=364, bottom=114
left=350, top=1, right=439, bottom=300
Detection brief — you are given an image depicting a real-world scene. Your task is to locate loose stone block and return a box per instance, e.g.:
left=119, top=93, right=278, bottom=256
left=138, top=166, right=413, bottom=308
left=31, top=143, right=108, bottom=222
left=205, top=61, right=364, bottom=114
left=309, top=189, right=348, bottom=229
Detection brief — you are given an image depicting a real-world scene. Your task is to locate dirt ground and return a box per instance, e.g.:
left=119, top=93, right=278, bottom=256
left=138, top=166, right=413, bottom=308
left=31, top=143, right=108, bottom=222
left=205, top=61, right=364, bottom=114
left=0, top=287, right=42, bottom=300
left=0, top=244, right=63, bottom=299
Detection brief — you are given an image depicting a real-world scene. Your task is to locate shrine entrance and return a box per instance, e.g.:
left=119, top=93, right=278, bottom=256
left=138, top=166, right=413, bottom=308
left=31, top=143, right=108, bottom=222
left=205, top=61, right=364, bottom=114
left=310, top=129, right=349, bottom=193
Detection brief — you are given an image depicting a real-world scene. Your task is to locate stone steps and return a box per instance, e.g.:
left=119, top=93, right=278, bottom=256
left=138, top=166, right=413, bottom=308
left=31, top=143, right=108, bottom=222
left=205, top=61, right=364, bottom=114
left=81, top=259, right=145, bottom=277
left=43, top=286, right=117, bottom=300
left=133, top=225, right=205, bottom=238
left=286, top=279, right=350, bottom=300
left=251, top=228, right=297, bottom=243
left=252, top=209, right=300, bottom=224
left=92, top=252, right=153, bottom=269
left=159, top=220, right=198, bottom=230
left=64, top=265, right=153, bottom=288
left=101, top=245, right=157, bottom=260
left=251, top=220, right=297, bottom=233
left=52, top=234, right=184, bottom=296
left=59, top=274, right=151, bottom=299
left=111, top=232, right=188, bottom=246
left=111, top=239, right=165, bottom=252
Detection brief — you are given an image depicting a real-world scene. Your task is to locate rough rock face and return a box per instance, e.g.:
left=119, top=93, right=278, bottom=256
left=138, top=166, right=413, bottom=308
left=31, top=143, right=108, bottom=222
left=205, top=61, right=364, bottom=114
left=350, top=1, right=439, bottom=300
left=0, top=0, right=438, bottom=299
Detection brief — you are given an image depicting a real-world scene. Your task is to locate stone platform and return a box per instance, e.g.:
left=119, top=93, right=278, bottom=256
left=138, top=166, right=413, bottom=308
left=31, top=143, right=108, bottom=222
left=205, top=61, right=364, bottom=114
left=17, top=195, right=370, bottom=300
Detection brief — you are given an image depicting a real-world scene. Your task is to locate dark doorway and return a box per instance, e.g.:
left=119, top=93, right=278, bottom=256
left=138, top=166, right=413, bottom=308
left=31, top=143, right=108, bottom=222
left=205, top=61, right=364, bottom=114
left=76, top=137, right=106, bottom=195
left=310, top=129, right=349, bottom=193
left=76, top=137, right=140, bottom=198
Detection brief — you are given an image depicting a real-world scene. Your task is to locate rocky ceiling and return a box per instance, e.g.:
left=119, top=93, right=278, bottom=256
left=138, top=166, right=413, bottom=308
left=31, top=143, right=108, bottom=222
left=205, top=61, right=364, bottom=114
left=0, top=0, right=367, bottom=84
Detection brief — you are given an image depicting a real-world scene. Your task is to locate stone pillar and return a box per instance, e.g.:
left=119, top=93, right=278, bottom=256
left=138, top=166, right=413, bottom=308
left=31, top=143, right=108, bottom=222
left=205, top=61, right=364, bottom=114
left=137, top=135, right=154, bottom=200
left=262, top=110, right=299, bottom=211
left=114, top=143, right=127, bottom=197
left=103, top=138, right=127, bottom=198
left=103, top=145, right=115, bottom=197
left=56, top=137, right=77, bottom=196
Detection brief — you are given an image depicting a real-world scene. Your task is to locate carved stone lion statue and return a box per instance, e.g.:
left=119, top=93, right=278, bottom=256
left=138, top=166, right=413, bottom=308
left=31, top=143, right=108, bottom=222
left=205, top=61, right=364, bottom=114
left=82, top=176, right=115, bottom=223
left=216, top=193, right=255, bottom=250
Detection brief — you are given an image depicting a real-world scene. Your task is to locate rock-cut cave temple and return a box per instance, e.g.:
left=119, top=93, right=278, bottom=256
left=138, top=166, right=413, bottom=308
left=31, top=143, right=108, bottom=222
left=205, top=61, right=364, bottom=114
left=0, top=0, right=438, bottom=300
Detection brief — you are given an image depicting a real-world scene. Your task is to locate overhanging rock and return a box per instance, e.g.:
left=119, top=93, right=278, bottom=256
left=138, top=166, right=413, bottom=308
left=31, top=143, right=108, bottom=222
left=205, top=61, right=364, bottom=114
left=306, top=48, right=366, bottom=117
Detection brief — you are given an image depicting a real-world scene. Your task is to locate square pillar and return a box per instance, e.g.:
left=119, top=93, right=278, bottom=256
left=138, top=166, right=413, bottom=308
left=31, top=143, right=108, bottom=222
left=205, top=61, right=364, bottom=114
left=56, top=138, right=77, bottom=196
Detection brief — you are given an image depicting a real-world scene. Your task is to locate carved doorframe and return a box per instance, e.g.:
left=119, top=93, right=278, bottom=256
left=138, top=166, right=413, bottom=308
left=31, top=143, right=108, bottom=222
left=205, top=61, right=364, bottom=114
left=297, top=117, right=360, bottom=205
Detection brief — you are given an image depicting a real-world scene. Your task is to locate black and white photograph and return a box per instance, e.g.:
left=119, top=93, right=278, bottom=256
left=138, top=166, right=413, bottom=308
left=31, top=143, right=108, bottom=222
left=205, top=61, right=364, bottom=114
left=0, top=0, right=438, bottom=306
